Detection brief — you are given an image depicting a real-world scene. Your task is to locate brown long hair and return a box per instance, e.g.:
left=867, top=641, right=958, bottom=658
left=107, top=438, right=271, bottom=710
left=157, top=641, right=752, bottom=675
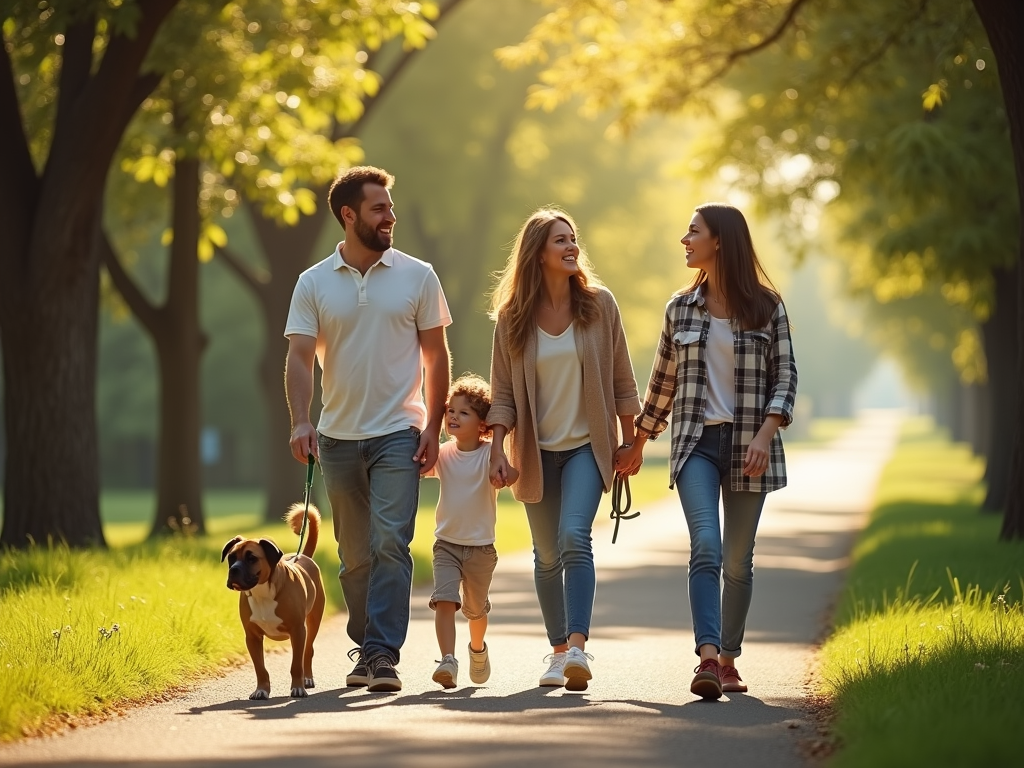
left=684, top=203, right=780, bottom=330
left=489, top=208, right=603, bottom=356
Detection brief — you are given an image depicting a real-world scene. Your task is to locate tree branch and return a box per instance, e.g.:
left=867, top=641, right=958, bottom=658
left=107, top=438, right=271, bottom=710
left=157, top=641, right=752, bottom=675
left=696, top=0, right=813, bottom=91
left=339, top=0, right=469, bottom=140
left=841, top=0, right=932, bottom=89
left=97, top=226, right=162, bottom=335
left=0, top=41, right=38, bottom=204
left=53, top=17, right=96, bottom=144
left=215, top=244, right=270, bottom=300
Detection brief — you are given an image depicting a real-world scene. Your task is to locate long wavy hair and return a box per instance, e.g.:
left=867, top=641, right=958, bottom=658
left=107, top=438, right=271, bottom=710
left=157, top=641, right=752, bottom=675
left=683, top=203, right=780, bottom=330
left=489, top=208, right=603, bottom=357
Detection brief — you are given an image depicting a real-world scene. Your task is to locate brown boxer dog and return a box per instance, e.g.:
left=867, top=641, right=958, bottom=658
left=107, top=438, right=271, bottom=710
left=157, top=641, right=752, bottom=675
left=221, top=503, right=325, bottom=700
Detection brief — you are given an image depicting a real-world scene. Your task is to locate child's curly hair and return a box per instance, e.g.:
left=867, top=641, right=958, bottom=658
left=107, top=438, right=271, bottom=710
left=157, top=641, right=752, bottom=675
left=448, top=373, right=493, bottom=438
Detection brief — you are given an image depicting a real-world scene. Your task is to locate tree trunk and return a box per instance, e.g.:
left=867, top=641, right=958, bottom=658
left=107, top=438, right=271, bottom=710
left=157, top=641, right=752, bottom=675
left=250, top=202, right=330, bottom=521
left=150, top=157, right=208, bottom=537
left=973, top=0, right=1024, bottom=539
left=0, top=212, right=105, bottom=548
left=979, top=263, right=1018, bottom=512
left=102, top=157, right=208, bottom=537
left=0, top=3, right=177, bottom=548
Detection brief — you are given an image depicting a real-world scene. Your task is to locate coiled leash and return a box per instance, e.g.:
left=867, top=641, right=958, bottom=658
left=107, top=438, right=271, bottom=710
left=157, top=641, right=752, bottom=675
left=610, top=474, right=640, bottom=543
left=294, top=453, right=316, bottom=558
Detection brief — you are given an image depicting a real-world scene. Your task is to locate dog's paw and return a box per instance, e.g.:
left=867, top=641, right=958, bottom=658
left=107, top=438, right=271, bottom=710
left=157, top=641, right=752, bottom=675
left=290, top=686, right=309, bottom=698
left=249, top=688, right=270, bottom=700
left=304, top=676, right=315, bottom=689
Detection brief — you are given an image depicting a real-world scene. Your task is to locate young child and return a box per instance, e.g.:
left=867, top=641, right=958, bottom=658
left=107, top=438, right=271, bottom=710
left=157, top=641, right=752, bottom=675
left=424, top=374, right=518, bottom=688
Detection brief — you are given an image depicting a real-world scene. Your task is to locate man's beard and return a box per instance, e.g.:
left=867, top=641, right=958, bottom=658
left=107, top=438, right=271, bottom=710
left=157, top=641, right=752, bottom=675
left=353, top=214, right=392, bottom=251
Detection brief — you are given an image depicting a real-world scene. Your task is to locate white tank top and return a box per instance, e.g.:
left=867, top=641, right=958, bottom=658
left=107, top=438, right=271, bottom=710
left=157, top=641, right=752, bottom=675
left=535, top=324, right=590, bottom=451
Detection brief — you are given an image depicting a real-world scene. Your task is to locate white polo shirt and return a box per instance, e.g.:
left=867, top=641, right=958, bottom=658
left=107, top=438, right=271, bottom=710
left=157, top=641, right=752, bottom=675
left=284, top=244, right=452, bottom=440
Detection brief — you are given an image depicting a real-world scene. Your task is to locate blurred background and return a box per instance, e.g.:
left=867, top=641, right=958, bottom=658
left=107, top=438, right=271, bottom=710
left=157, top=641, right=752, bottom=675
left=1, top=0, right=1012, bottom=538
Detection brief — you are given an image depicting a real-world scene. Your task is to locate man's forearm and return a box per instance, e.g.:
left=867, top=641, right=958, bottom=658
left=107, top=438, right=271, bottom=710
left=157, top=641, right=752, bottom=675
left=423, top=350, right=451, bottom=435
left=285, top=353, right=314, bottom=429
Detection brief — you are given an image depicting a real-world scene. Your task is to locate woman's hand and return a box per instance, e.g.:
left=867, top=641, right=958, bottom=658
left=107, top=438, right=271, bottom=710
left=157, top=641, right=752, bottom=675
left=614, top=442, right=644, bottom=477
left=743, top=433, right=771, bottom=477
left=489, top=448, right=514, bottom=488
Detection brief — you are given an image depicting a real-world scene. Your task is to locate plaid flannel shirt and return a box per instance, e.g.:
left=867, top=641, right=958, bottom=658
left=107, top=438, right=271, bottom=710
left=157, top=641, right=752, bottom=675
left=635, top=287, right=797, bottom=493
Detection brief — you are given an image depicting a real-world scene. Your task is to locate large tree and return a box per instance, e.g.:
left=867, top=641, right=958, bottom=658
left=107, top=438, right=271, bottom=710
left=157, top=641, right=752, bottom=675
left=0, top=0, right=186, bottom=548
left=101, top=0, right=427, bottom=535
left=501, top=0, right=1024, bottom=539
left=219, top=0, right=464, bottom=523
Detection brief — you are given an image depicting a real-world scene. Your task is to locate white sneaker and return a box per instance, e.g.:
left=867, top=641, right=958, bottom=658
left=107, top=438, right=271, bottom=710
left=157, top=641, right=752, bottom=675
left=468, top=642, right=490, bottom=684
left=563, top=647, right=593, bottom=691
left=432, top=654, right=458, bottom=689
left=539, top=652, right=567, bottom=687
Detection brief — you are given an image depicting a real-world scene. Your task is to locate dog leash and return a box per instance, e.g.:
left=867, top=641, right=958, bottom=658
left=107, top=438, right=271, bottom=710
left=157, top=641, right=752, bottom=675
left=610, top=474, right=640, bottom=543
left=294, top=454, right=316, bottom=558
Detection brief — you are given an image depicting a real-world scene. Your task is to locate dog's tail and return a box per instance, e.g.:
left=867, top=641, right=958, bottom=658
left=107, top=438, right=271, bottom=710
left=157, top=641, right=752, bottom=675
left=284, top=502, right=321, bottom=559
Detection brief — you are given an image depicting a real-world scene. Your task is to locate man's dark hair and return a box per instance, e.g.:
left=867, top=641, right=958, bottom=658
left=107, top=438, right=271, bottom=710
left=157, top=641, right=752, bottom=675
left=327, top=166, right=395, bottom=227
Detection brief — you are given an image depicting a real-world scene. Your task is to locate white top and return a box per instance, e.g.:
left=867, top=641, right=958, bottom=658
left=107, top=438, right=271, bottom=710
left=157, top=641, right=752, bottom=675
left=284, top=245, right=452, bottom=439
left=425, top=440, right=497, bottom=546
left=535, top=324, right=590, bottom=451
left=704, top=315, right=736, bottom=425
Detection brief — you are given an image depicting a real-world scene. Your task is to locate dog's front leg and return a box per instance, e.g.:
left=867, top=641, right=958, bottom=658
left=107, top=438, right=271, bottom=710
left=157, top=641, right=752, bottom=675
left=246, top=631, right=271, bottom=700
left=289, top=626, right=309, bottom=697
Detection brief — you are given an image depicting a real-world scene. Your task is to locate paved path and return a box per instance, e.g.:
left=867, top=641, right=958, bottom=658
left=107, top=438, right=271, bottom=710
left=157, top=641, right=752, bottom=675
left=1, top=411, right=902, bottom=768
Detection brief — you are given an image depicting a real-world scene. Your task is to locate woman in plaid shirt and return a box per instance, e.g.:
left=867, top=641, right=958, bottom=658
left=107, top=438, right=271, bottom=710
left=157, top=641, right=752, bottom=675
left=616, top=203, right=798, bottom=700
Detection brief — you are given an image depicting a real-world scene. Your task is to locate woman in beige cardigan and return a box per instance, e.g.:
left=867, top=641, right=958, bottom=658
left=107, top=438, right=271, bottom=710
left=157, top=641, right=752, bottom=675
left=488, top=208, right=640, bottom=691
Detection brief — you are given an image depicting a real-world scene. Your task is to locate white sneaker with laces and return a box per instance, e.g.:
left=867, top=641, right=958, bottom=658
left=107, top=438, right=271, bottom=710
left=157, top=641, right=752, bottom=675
left=468, top=642, right=490, bottom=684
left=432, top=654, right=458, bottom=689
left=539, top=652, right=567, bottom=687
left=563, top=647, right=594, bottom=691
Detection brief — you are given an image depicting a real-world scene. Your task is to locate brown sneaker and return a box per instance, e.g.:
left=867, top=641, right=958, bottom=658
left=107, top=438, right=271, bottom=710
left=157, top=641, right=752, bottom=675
left=690, top=658, right=723, bottom=700
left=721, top=664, right=747, bottom=693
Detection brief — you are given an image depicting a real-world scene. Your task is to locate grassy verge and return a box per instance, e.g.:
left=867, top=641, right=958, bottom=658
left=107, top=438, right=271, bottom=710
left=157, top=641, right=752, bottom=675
left=818, top=417, right=1024, bottom=768
left=0, top=465, right=676, bottom=742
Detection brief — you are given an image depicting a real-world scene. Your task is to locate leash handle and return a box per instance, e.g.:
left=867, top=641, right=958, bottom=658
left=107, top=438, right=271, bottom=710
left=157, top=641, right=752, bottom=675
left=610, top=474, right=640, bottom=544
left=294, top=454, right=315, bottom=558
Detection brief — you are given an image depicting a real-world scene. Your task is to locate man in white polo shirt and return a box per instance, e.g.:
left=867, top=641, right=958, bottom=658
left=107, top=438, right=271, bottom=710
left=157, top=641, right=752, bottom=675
left=284, top=166, right=452, bottom=692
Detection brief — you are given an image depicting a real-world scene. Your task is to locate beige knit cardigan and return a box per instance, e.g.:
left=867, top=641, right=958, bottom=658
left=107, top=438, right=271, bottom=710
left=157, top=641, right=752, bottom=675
left=488, top=286, right=641, bottom=503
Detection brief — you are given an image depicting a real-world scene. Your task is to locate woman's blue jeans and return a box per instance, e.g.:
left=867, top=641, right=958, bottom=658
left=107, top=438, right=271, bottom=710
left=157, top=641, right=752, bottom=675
left=524, top=443, right=603, bottom=647
left=676, top=423, right=766, bottom=657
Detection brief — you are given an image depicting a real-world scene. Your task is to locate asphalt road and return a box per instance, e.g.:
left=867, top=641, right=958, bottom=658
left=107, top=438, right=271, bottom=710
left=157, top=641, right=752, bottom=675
left=0, top=410, right=902, bottom=768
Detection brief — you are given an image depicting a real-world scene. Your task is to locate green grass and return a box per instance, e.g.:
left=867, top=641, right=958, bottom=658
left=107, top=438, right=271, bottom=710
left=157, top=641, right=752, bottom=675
left=819, top=417, right=1024, bottom=768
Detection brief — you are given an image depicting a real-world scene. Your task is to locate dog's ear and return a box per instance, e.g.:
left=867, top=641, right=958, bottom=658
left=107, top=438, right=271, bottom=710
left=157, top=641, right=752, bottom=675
left=221, top=537, right=243, bottom=562
left=258, top=538, right=284, bottom=569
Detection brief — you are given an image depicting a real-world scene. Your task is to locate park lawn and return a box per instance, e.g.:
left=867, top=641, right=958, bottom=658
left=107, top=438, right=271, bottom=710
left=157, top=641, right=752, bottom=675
left=818, top=417, right=1024, bottom=768
left=0, top=465, right=676, bottom=742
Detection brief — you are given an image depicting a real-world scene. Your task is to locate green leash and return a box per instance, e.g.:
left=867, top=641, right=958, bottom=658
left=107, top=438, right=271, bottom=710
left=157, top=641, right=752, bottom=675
left=294, top=454, right=316, bottom=558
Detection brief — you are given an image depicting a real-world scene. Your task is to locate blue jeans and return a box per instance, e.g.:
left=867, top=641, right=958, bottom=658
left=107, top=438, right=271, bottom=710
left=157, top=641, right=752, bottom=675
left=524, top=443, right=603, bottom=646
left=676, top=423, right=766, bottom=657
left=318, top=427, right=421, bottom=664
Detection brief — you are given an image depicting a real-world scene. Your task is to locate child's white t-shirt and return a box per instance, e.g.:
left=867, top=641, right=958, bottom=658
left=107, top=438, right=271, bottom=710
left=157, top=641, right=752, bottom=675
left=426, top=440, right=497, bottom=546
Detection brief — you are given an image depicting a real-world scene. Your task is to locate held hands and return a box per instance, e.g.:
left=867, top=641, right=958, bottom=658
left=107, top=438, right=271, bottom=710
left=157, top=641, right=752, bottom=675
left=489, top=449, right=518, bottom=489
left=413, top=429, right=441, bottom=476
left=290, top=422, right=319, bottom=464
left=614, top=443, right=644, bottom=477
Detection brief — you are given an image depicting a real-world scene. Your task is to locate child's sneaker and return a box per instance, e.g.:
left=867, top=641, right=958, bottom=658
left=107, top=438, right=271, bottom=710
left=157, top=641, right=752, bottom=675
left=468, top=642, right=490, bottom=684
left=563, top=647, right=594, bottom=691
left=432, top=654, right=459, bottom=689
left=539, top=652, right=566, bottom=687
